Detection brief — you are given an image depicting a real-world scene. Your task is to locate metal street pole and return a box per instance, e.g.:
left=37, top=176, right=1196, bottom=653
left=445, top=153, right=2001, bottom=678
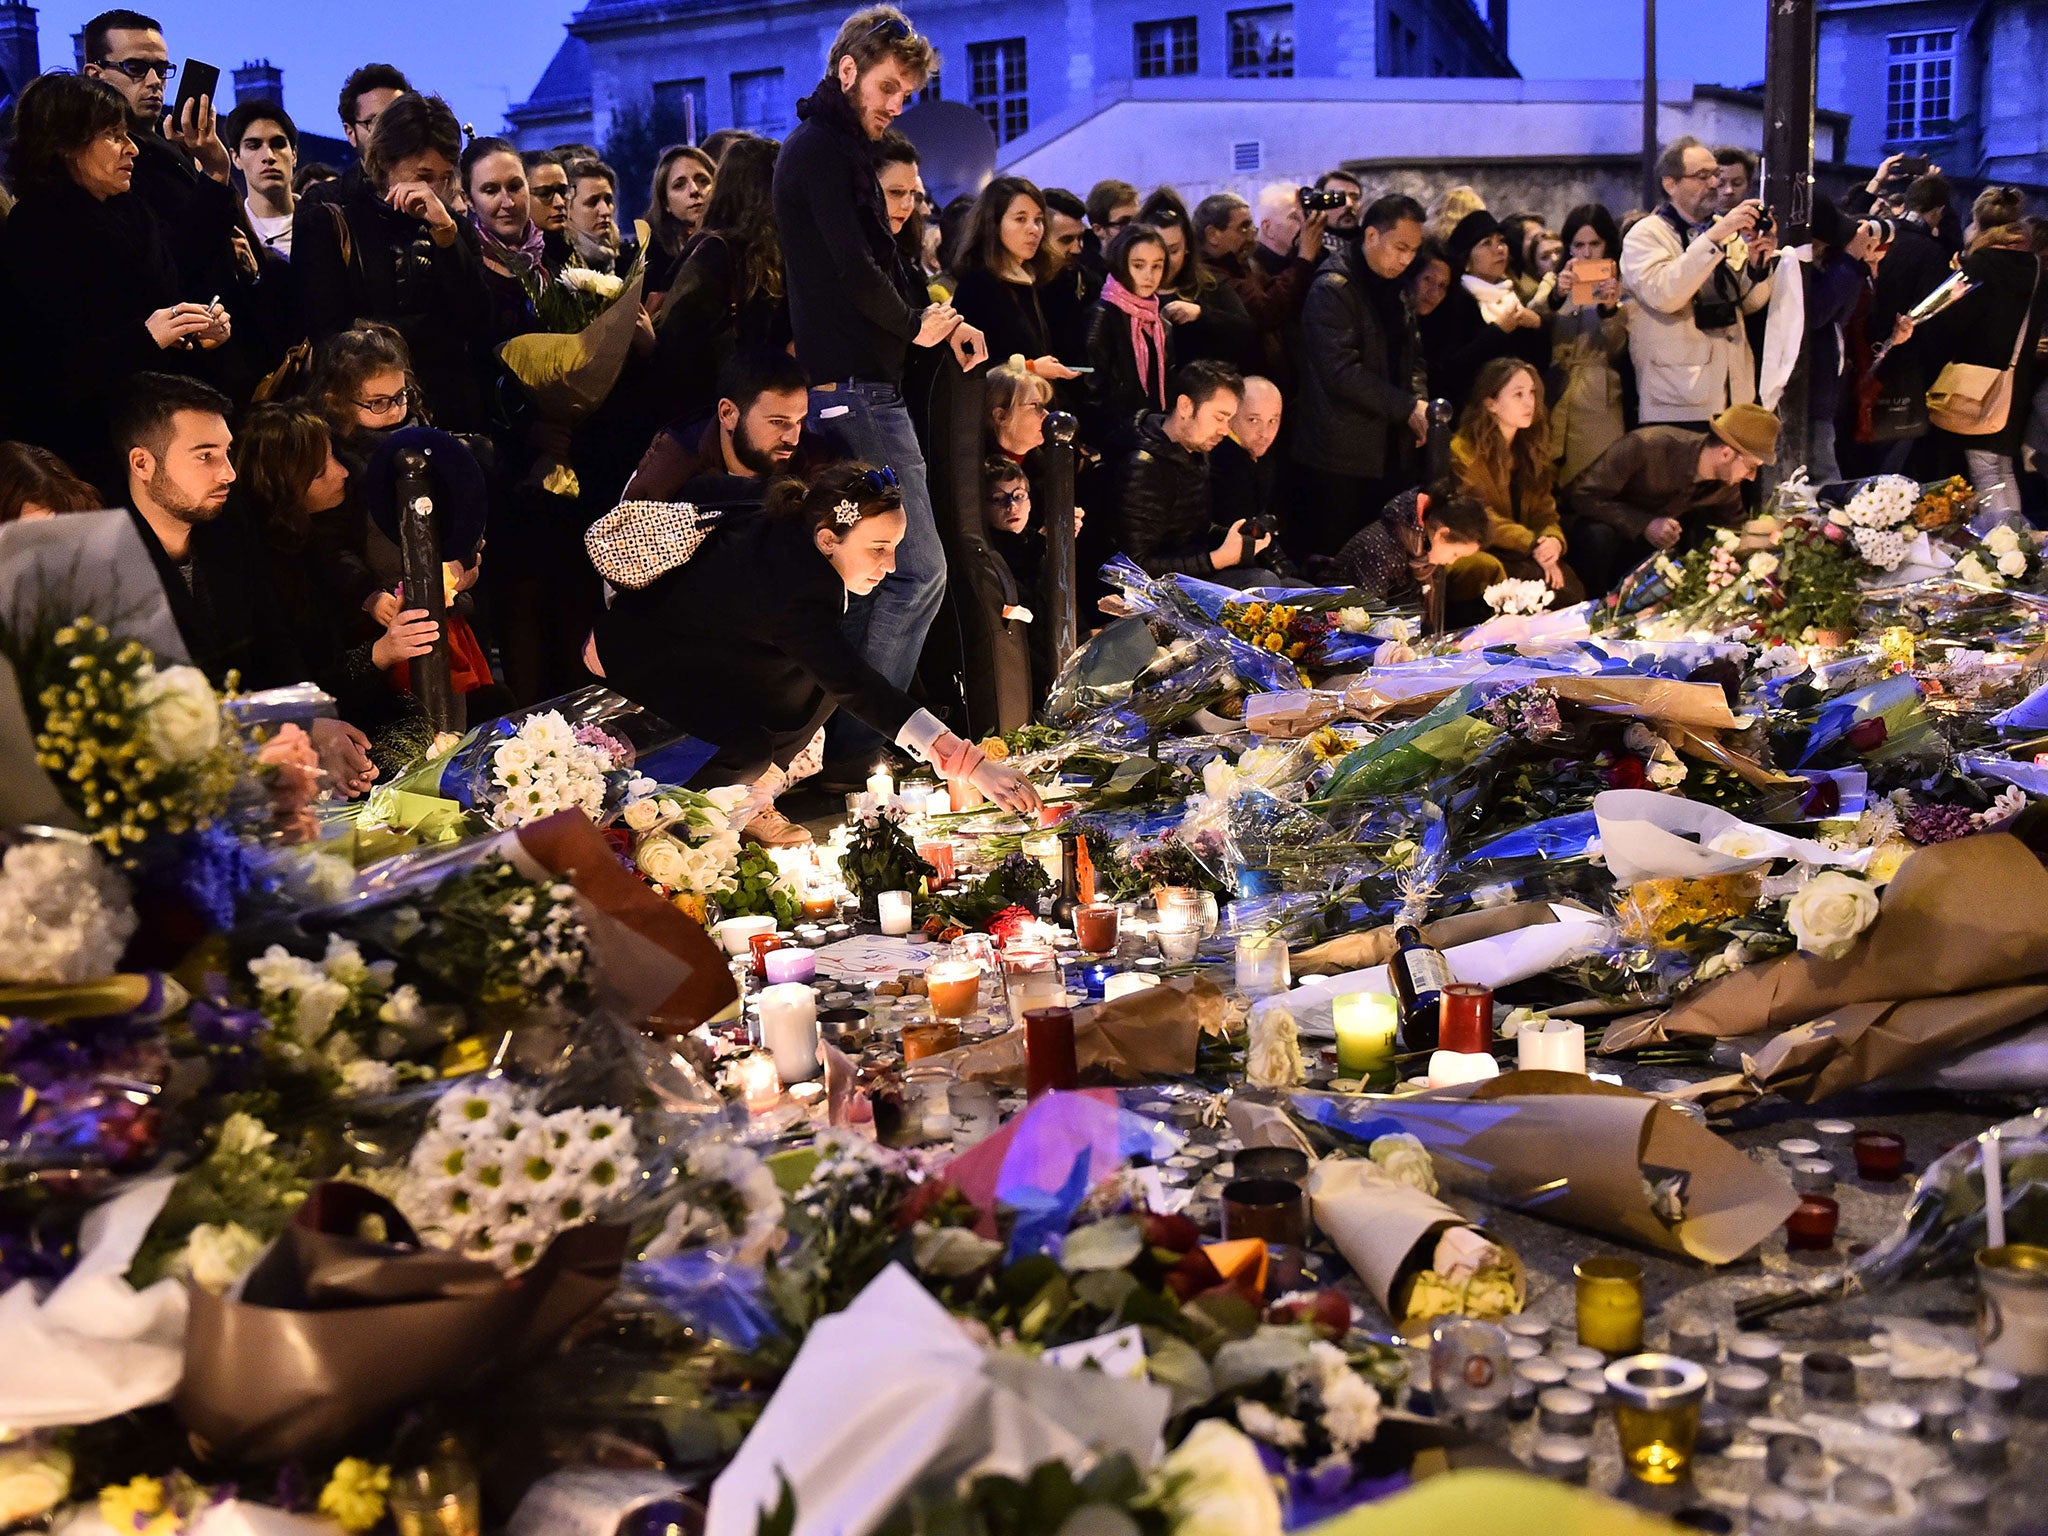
left=1641, top=0, right=1658, bottom=210
left=1764, top=0, right=1818, bottom=480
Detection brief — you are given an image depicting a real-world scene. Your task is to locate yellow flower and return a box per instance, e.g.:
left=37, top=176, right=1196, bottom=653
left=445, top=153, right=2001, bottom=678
left=318, top=1459, right=392, bottom=1533
left=98, top=1476, right=166, bottom=1532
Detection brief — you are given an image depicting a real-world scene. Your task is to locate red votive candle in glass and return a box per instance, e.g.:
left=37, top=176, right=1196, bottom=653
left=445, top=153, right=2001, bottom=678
left=1024, top=1006, right=1079, bottom=1098
left=1438, top=983, right=1495, bottom=1055
left=748, top=932, right=785, bottom=979
left=1075, top=903, right=1121, bottom=955
left=1854, top=1131, right=1906, bottom=1182
left=1785, top=1195, right=1839, bottom=1250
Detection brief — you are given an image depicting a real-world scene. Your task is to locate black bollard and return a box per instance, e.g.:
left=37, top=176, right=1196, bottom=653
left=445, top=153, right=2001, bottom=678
left=1425, top=397, right=1454, bottom=484
left=1040, top=410, right=1079, bottom=672
left=394, top=448, right=456, bottom=733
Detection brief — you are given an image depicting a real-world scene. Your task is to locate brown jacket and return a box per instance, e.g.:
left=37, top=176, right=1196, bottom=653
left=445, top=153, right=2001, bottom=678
left=1566, top=426, right=1742, bottom=542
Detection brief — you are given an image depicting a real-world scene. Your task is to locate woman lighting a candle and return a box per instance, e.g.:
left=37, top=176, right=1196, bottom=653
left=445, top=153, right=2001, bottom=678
left=593, top=463, right=1041, bottom=819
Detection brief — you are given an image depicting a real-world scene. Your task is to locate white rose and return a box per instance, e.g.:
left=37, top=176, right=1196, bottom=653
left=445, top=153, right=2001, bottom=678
left=0, top=1446, right=70, bottom=1526
left=1785, top=870, right=1881, bottom=960
left=1957, top=553, right=1996, bottom=586
left=135, top=664, right=220, bottom=763
left=341, top=1059, right=398, bottom=1096
left=636, top=833, right=691, bottom=889
left=1998, top=550, right=2028, bottom=578
left=1244, top=1001, right=1304, bottom=1089
left=1155, top=1420, right=1283, bottom=1536
left=180, top=1221, right=268, bottom=1293
left=1747, top=552, right=1780, bottom=579
left=1706, top=827, right=1776, bottom=860
left=1985, top=525, right=2022, bottom=556
left=1369, top=1132, right=1439, bottom=1195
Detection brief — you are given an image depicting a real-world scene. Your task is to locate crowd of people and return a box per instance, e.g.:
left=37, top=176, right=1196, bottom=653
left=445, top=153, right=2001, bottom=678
left=1, top=5, right=2045, bottom=846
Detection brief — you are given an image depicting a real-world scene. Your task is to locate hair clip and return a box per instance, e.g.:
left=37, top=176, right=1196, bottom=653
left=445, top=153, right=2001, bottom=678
left=834, top=499, right=861, bottom=526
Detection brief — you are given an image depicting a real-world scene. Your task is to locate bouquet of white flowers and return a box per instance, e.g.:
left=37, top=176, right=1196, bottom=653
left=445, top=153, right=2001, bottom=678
left=1481, top=577, right=1554, bottom=617
left=0, top=833, right=136, bottom=984
left=487, top=709, right=625, bottom=827
left=623, top=784, right=753, bottom=904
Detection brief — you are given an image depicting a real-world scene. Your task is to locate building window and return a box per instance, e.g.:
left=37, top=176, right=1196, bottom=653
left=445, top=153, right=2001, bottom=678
left=1385, top=13, right=1419, bottom=74
left=917, top=72, right=942, bottom=102
left=968, top=38, right=1029, bottom=143
left=1228, top=6, right=1294, bottom=78
left=1885, top=30, right=1953, bottom=142
left=653, top=77, right=708, bottom=141
left=1135, top=17, right=1199, bottom=78
left=730, top=67, right=787, bottom=137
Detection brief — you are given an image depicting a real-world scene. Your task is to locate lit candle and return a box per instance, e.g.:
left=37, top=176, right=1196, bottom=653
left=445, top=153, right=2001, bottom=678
left=739, top=1053, right=782, bottom=1113
left=877, top=890, right=914, bottom=936
left=924, top=786, right=953, bottom=819
left=1426, top=1049, right=1501, bottom=1088
left=1103, top=972, right=1160, bottom=1002
left=867, top=766, right=895, bottom=802
left=1020, top=831, right=1062, bottom=881
left=1234, top=932, right=1290, bottom=997
left=1332, top=991, right=1399, bottom=1087
left=757, top=982, right=820, bottom=1083
left=764, top=947, right=817, bottom=986
left=1517, top=1017, right=1587, bottom=1074
left=1575, top=1256, right=1645, bottom=1355
left=925, top=956, right=983, bottom=1019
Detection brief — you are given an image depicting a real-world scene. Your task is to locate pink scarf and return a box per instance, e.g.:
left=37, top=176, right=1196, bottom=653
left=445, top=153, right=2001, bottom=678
left=1100, top=275, right=1168, bottom=409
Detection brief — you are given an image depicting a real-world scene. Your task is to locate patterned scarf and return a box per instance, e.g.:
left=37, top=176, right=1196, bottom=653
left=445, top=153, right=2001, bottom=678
left=472, top=211, right=547, bottom=280
left=1100, top=274, right=1169, bottom=409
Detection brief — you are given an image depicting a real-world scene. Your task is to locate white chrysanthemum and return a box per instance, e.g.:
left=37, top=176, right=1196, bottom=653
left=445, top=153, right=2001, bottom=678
left=1841, top=474, right=1918, bottom=529
left=1481, top=577, right=1554, bottom=617
left=0, top=839, right=137, bottom=985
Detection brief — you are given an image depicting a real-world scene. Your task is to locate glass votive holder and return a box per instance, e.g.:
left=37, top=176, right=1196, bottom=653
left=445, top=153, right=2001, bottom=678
left=1853, top=1130, right=1906, bottom=1181
left=1974, top=1244, right=2048, bottom=1377
left=917, top=841, right=956, bottom=888
left=1022, top=1006, right=1078, bottom=1098
left=925, top=955, right=983, bottom=1019
left=1075, top=902, right=1120, bottom=955
left=1002, top=947, right=1065, bottom=1019
left=1234, top=932, right=1290, bottom=997
left=763, top=946, right=816, bottom=986
left=748, top=931, right=785, bottom=979
left=1331, top=990, right=1399, bottom=1088
left=1785, top=1195, right=1839, bottom=1251
left=1605, top=1353, right=1709, bottom=1486
left=876, top=889, right=915, bottom=936
left=388, top=1460, right=482, bottom=1536
left=1574, top=1255, right=1645, bottom=1355
left=1220, top=1177, right=1307, bottom=1247
left=901, top=1016, right=960, bottom=1063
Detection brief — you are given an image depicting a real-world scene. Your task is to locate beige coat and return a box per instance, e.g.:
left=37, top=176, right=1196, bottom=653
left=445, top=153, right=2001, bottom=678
left=1620, top=213, right=1773, bottom=423
left=1551, top=300, right=1631, bottom=484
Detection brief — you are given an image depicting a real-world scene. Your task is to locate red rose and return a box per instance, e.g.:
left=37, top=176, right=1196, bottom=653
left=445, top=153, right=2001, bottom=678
left=988, top=905, right=1036, bottom=946
left=1606, top=756, right=1647, bottom=789
left=1801, top=778, right=1842, bottom=818
left=1847, top=717, right=1889, bottom=752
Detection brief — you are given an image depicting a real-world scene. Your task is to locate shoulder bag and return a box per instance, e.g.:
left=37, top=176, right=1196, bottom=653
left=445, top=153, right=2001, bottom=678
left=1927, top=266, right=2042, bottom=436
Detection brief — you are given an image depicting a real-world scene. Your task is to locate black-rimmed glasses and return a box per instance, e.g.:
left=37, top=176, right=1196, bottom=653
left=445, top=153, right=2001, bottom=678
left=98, top=57, right=173, bottom=81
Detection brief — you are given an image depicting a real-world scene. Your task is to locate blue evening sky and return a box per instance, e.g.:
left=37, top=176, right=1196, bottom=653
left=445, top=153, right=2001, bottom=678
left=33, top=0, right=1765, bottom=143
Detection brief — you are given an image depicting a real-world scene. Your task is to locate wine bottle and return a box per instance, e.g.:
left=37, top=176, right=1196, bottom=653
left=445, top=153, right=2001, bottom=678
left=1051, top=832, right=1083, bottom=932
left=1389, top=923, right=1452, bottom=1051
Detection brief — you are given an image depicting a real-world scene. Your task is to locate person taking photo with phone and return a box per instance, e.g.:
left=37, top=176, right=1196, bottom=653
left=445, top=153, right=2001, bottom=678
left=1550, top=203, right=1630, bottom=483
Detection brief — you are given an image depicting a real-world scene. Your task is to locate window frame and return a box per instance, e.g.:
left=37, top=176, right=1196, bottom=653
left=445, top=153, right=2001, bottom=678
left=967, top=37, right=1030, bottom=144
left=1884, top=29, right=1955, bottom=143
left=728, top=66, right=788, bottom=137
left=1134, top=16, right=1200, bottom=79
left=1227, top=5, right=1295, bottom=79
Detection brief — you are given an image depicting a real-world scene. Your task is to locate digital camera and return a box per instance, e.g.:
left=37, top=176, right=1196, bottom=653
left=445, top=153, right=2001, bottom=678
left=1299, top=187, right=1349, bottom=212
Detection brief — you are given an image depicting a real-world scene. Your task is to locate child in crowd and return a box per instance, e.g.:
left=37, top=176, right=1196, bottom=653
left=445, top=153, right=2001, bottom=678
left=1316, top=482, right=1489, bottom=627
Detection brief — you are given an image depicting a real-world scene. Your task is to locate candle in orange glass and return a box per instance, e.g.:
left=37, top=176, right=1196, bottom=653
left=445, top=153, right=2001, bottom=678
left=926, top=957, right=982, bottom=1019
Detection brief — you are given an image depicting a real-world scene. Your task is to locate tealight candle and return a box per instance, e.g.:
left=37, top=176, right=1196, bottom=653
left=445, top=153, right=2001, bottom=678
left=757, top=983, right=820, bottom=1083
left=1426, top=1048, right=1500, bottom=1089
left=738, top=1053, right=781, bottom=1113
left=1332, top=991, right=1400, bottom=1088
left=925, top=957, right=983, bottom=1019
left=1234, top=933, right=1290, bottom=998
left=1103, top=972, right=1160, bottom=1002
left=1516, top=1017, right=1587, bottom=1074
left=1777, top=1137, right=1822, bottom=1164
left=1785, top=1195, right=1839, bottom=1251
left=1853, top=1130, right=1906, bottom=1181
left=877, top=890, right=914, bottom=936
left=763, top=947, right=816, bottom=986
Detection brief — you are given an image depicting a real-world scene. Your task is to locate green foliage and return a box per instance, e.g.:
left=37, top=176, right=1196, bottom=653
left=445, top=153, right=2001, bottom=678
left=719, top=843, right=802, bottom=927
left=927, top=853, right=1051, bottom=928
left=839, top=814, right=936, bottom=919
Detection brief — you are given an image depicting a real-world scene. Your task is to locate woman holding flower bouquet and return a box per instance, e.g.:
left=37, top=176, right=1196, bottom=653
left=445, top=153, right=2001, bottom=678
left=592, top=462, right=1042, bottom=815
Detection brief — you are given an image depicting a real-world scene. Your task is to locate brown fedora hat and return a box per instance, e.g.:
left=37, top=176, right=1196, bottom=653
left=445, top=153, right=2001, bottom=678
left=1709, top=403, right=1781, bottom=465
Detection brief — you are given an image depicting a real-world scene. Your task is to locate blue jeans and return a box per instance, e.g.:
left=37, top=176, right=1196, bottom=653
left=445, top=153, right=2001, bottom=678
left=808, top=380, right=946, bottom=765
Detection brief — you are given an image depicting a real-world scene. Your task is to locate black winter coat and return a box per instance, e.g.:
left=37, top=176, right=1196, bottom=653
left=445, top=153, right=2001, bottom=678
left=950, top=267, right=1050, bottom=366
left=1167, top=274, right=1259, bottom=375
left=1425, top=284, right=1550, bottom=417
left=0, top=182, right=199, bottom=480
left=1079, top=298, right=1172, bottom=458
left=128, top=505, right=310, bottom=693
left=293, top=183, right=495, bottom=431
left=1293, top=242, right=1427, bottom=478
left=1908, top=246, right=2047, bottom=457
left=1117, top=413, right=1218, bottom=577
left=594, top=511, right=920, bottom=784
left=773, top=79, right=926, bottom=386
left=1868, top=220, right=1953, bottom=343
left=130, top=131, right=244, bottom=302
left=651, top=233, right=794, bottom=433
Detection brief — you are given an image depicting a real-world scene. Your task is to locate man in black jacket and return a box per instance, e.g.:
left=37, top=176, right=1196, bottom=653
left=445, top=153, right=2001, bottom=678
left=1866, top=173, right=1955, bottom=350
left=83, top=10, right=247, bottom=306
left=773, top=4, right=988, bottom=785
left=1119, top=361, right=1282, bottom=585
left=300, top=63, right=414, bottom=211
left=1291, top=193, right=1430, bottom=560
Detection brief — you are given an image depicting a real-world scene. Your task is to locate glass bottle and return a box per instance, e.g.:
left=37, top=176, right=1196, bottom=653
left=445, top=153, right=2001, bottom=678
left=1051, top=832, right=1083, bottom=933
left=1389, top=923, right=1452, bottom=1051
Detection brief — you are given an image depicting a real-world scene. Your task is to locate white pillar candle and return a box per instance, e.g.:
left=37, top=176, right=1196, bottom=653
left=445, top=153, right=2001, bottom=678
left=1516, top=1018, right=1587, bottom=1074
left=877, top=889, right=914, bottom=936
left=1235, top=932, right=1291, bottom=997
left=924, top=786, right=953, bottom=819
left=757, top=982, right=821, bottom=1083
left=1426, top=1049, right=1501, bottom=1090
left=1103, top=972, right=1161, bottom=1002
left=867, top=767, right=895, bottom=802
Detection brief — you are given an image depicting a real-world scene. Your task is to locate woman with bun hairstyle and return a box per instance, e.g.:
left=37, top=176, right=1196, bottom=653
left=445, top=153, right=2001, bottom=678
left=593, top=462, right=1042, bottom=817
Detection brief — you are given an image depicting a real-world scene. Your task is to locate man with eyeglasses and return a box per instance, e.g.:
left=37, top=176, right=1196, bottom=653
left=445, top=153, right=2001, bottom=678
left=300, top=63, right=413, bottom=210
left=223, top=99, right=297, bottom=259
left=1080, top=178, right=1139, bottom=285
left=775, top=4, right=990, bottom=789
left=1620, top=135, right=1778, bottom=428
left=82, top=8, right=246, bottom=304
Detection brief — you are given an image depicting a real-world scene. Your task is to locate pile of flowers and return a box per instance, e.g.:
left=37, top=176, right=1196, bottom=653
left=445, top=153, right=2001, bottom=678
left=1829, top=473, right=1920, bottom=570
left=391, top=1080, right=640, bottom=1271
left=486, top=710, right=633, bottom=828
left=1955, top=522, right=2036, bottom=587
left=1481, top=577, right=1554, bottom=617
left=1219, top=601, right=1333, bottom=662
left=0, top=835, right=136, bottom=984
left=623, top=784, right=751, bottom=910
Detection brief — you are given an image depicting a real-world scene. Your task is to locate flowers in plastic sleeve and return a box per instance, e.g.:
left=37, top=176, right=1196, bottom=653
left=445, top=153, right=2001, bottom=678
left=0, top=836, right=137, bottom=984
left=128, top=1111, right=310, bottom=1291
left=1481, top=577, right=1554, bottom=617
left=392, top=1081, right=639, bottom=1271
left=625, top=784, right=750, bottom=900
left=1784, top=870, right=1880, bottom=960
left=645, top=1138, right=788, bottom=1266
left=486, top=708, right=628, bottom=827
left=383, top=857, right=594, bottom=1018
left=19, top=617, right=239, bottom=856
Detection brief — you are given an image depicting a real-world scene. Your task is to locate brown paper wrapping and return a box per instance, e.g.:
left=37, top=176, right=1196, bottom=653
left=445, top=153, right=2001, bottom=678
left=1293, top=903, right=1563, bottom=978
left=1289, top=1072, right=1798, bottom=1264
left=925, top=976, right=1223, bottom=1087
left=498, top=270, right=647, bottom=420
left=177, top=1183, right=625, bottom=1463
left=1602, top=836, right=2048, bottom=1103
left=1307, top=1160, right=1526, bottom=1327
left=511, top=812, right=738, bottom=1032
left=1343, top=674, right=1739, bottom=729
left=1245, top=690, right=1348, bottom=739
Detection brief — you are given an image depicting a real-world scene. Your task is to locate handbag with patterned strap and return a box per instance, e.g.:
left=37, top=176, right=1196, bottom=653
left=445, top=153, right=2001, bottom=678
left=1926, top=267, right=2041, bottom=437
left=583, top=500, right=725, bottom=589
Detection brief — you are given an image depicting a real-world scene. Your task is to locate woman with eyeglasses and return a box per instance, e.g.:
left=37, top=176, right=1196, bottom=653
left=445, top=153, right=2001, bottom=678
left=523, top=150, right=575, bottom=271
left=593, top=461, right=1041, bottom=815
left=644, top=144, right=716, bottom=300
left=294, top=91, right=494, bottom=432
left=0, top=72, right=232, bottom=482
